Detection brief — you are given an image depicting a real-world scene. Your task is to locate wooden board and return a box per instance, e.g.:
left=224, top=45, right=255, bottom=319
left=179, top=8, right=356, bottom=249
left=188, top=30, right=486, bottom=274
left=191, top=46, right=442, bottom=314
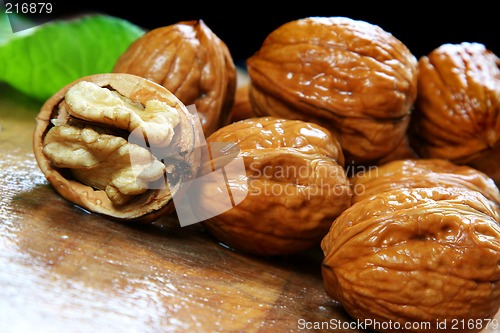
left=0, top=83, right=352, bottom=332
left=0, top=83, right=499, bottom=333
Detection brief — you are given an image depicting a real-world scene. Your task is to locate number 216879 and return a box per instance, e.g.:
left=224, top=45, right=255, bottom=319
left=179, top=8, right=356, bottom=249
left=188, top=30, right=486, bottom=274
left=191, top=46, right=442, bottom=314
left=5, top=2, right=53, bottom=14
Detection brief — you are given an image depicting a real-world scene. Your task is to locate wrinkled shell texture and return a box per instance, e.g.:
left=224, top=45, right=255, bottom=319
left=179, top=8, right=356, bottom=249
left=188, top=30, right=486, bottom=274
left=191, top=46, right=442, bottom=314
left=113, top=20, right=236, bottom=137
left=410, top=42, right=500, bottom=183
left=228, top=84, right=256, bottom=123
left=33, top=73, right=200, bottom=221
left=376, top=135, right=418, bottom=165
left=198, top=117, right=352, bottom=256
left=351, top=158, right=500, bottom=205
left=247, top=16, right=418, bottom=164
left=322, top=164, right=500, bottom=332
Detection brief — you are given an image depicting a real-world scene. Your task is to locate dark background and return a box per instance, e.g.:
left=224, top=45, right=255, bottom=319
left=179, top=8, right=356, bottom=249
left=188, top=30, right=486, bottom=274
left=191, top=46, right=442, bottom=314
left=23, top=1, right=500, bottom=66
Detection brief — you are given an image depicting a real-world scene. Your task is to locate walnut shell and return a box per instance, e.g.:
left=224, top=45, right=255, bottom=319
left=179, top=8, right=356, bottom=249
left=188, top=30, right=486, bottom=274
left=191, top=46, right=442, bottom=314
left=227, top=83, right=258, bottom=123
left=321, top=186, right=500, bottom=333
left=196, top=117, right=352, bottom=256
left=246, top=16, right=418, bottom=164
left=375, top=135, right=419, bottom=166
left=351, top=158, right=500, bottom=205
left=113, top=19, right=236, bottom=137
left=409, top=42, right=500, bottom=184
left=33, top=73, right=200, bottom=221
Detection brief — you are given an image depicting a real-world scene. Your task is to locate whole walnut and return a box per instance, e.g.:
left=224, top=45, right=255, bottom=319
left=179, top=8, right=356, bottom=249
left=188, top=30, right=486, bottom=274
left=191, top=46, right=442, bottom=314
left=351, top=158, right=500, bottom=205
left=409, top=42, right=500, bottom=185
left=113, top=19, right=236, bottom=137
left=33, top=73, right=200, bottom=221
left=195, top=117, right=352, bottom=256
left=246, top=16, right=418, bottom=164
left=321, top=186, right=500, bottom=333
left=375, top=135, right=418, bottom=166
left=227, top=83, right=258, bottom=123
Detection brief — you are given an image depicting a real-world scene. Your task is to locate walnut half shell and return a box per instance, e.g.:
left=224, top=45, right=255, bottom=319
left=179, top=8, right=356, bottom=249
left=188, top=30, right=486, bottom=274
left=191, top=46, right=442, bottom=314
left=33, top=73, right=200, bottom=221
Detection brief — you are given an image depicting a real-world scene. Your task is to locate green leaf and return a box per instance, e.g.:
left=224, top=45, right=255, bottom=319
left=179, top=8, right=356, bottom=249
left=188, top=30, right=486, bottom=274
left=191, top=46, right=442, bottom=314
left=0, top=14, right=144, bottom=102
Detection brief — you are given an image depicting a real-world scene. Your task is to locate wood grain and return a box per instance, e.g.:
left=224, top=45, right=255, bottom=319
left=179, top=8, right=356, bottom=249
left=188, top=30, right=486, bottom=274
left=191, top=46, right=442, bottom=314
left=0, top=83, right=498, bottom=333
left=0, top=84, right=355, bottom=332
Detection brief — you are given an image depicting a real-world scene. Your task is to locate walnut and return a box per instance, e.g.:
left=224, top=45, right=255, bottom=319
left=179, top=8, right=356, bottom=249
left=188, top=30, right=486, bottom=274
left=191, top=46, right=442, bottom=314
left=33, top=73, right=200, bottom=221
left=351, top=158, right=500, bottom=205
left=328, top=158, right=500, bottom=331
left=409, top=42, right=500, bottom=185
left=375, top=135, right=419, bottom=166
left=227, top=84, right=258, bottom=123
left=195, top=117, right=352, bottom=256
left=113, top=19, right=237, bottom=137
left=246, top=16, right=418, bottom=164
left=321, top=186, right=500, bottom=333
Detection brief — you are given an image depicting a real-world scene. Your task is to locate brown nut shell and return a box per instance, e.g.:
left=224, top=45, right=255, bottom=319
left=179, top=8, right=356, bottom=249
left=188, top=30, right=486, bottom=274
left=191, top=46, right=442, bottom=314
left=321, top=186, right=500, bottom=333
left=351, top=158, right=500, bottom=205
left=33, top=73, right=200, bottom=222
left=197, top=117, right=352, bottom=256
left=113, top=19, right=236, bottom=137
left=409, top=42, right=500, bottom=184
left=246, top=16, right=418, bottom=164
left=227, top=83, right=257, bottom=123
left=375, top=135, right=418, bottom=165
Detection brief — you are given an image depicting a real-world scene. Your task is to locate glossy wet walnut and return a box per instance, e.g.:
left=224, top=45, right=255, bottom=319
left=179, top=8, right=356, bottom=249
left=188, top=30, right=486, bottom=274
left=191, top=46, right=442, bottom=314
left=246, top=16, right=418, bottom=164
left=33, top=73, right=200, bottom=221
left=227, top=84, right=257, bottom=123
left=351, top=158, right=500, bottom=205
left=197, top=117, right=352, bottom=256
left=321, top=186, right=500, bottom=333
left=113, top=19, right=236, bottom=137
left=409, top=42, right=500, bottom=184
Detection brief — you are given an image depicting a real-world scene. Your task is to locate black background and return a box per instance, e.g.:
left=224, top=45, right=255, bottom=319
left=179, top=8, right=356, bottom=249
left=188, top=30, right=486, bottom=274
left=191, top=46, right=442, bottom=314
left=26, top=1, right=500, bottom=66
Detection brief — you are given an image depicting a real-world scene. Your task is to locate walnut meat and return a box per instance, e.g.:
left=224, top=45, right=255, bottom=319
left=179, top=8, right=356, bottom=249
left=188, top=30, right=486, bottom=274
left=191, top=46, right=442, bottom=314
left=321, top=187, right=500, bottom=333
left=409, top=42, right=500, bottom=184
left=351, top=158, right=500, bottom=205
left=196, top=117, right=352, bottom=256
left=246, top=16, right=418, bottom=164
left=113, top=19, right=236, bottom=137
left=33, top=73, right=200, bottom=221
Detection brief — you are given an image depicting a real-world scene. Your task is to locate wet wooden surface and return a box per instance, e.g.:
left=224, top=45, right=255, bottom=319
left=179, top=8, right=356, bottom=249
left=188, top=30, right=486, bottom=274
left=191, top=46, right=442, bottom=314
left=0, top=83, right=358, bottom=333
left=1, top=82, right=499, bottom=333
